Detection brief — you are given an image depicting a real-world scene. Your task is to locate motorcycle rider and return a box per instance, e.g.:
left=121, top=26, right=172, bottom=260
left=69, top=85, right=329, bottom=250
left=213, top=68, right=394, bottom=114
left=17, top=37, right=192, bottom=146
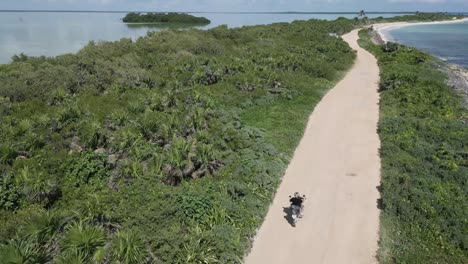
left=289, top=192, right=305, bottom=218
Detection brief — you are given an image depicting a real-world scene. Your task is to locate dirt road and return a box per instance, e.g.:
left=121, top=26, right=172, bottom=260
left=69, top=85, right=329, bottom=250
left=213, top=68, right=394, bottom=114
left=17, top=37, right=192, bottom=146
left=244, top=29, right=381, bottom=264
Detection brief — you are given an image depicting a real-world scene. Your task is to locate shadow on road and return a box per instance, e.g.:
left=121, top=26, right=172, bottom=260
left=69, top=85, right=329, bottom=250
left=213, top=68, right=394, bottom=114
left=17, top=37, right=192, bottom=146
left=376, top=185, right=385, bottom=210
left=282, top=207, right=295, bottom=227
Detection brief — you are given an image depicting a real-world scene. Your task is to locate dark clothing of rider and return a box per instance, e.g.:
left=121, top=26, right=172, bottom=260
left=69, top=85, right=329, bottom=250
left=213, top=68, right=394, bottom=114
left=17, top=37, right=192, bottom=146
left=290, top=197, right=304, bottom=207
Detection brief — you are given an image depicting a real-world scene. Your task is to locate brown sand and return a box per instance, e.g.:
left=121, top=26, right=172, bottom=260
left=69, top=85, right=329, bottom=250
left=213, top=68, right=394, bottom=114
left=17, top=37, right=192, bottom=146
left=244, top=29, right=381, bottom=264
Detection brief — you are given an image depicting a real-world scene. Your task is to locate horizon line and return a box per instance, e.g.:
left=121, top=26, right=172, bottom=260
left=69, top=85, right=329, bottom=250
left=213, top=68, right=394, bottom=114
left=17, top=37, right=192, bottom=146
left=0, top=10, right=456, bottom=14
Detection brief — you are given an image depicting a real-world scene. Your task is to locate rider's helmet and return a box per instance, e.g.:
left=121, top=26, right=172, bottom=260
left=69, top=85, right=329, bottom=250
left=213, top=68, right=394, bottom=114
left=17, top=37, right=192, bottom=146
left=294, top=192, right=300, bottom=198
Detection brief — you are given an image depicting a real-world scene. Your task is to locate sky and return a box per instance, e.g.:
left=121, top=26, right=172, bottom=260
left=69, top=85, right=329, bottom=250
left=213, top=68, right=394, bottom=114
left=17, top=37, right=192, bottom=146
left=0, top=0, right=467, bottom=12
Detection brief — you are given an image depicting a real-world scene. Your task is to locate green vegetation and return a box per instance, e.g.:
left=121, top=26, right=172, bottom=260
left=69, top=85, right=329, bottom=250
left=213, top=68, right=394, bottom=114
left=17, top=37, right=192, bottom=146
left=359, top=29, right=468, bottom=263
left=0, top=19, right=358, bottom=263
left=2, top=12, right=463, bottom=263
left=123, top=12, right=211, bottom=25
left=368, top=12, right=464, bottom=23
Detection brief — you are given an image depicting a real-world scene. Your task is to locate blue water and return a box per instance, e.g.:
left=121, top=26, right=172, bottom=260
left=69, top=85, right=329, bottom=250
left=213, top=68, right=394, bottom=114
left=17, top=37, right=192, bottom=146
left=0, top=12, right=402, bottom=64
left=387, top=21, right=468, bottom=67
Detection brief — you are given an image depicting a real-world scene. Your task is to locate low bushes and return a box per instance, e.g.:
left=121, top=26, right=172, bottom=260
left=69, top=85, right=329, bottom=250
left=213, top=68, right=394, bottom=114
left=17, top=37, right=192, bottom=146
left=0, top=18, right=357, bottom=263
left=359, top=29, right=468, bottom=263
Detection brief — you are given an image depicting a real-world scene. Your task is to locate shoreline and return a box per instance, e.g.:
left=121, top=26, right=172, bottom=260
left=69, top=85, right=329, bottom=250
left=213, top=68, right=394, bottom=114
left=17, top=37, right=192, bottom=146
left=374, top=17, right=468, bottom=42
left=372, top=18, right=468, bottom=103
left=445, top=64, right=468, bottom=106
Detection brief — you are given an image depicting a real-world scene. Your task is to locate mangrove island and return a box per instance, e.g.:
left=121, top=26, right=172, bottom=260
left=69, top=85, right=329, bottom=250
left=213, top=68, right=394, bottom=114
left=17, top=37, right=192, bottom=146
left=122, top=12, right=211, bottom=25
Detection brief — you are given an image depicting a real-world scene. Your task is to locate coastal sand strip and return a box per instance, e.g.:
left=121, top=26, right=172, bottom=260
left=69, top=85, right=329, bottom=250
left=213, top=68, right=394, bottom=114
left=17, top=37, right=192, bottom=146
left=244, top=29, right=381, bottom=264
left=374, top=18, right=468, bottom=42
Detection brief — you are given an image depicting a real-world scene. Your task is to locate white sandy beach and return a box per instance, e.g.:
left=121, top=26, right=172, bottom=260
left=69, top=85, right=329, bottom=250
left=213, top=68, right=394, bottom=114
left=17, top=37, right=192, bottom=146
left=374, top=17, right=468, bottom=42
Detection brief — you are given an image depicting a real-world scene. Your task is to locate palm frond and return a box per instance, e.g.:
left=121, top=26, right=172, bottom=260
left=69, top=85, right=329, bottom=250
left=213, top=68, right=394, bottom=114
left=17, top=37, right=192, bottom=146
left=54, top=251, right=87, bottom=264
left=19, top=167, right=58, bottom=204
left=61, top=222, right=106, bottom=259
left=22, top=210, right=64, bottom=245
left=0, top=238, right=41, bottom=264
left=110, top=230, right=148, bottom=264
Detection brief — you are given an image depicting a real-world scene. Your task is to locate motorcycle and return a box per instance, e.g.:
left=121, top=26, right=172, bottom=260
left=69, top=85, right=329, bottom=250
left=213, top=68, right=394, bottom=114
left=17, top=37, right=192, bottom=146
left=289, top=194, right=306, bottom=227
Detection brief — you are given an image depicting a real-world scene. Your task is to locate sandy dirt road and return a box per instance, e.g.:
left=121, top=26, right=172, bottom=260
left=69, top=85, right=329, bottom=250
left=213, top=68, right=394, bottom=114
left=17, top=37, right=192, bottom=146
left=244, top=29, right=381, bottom=264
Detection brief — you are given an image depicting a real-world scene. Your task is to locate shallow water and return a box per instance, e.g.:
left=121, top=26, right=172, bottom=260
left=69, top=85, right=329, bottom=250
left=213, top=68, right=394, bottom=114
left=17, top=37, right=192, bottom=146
left=0, top=12, right=401, bottom=64
left=387, top=21, right=468, bottom=67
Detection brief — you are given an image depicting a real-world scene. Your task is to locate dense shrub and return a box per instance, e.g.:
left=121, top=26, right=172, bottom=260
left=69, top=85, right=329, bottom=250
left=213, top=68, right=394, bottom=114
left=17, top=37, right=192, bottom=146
left=359, top=29, right=468, bottom=263
left=180, top=193, right=213, bottom=223
left=65, top=152, right=110, bottom=187
left=382, top=42, right=399, bottom=53
left=0, top=173, right=19, bottom=210
left=0, top=18, right=359, bottom=263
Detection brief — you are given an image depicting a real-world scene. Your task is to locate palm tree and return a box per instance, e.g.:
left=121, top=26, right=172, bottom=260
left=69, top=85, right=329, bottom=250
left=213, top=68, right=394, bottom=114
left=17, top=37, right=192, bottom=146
left=195, top=93, right=215, bottom=109
left=58, top=103, right=82, bottom=125
left=111, top=110, right=129, bottom=127
left=182, top=233, right=218, bottom=264
left=48, top=88, right=70, bottom=106
left=0, top=238, right=42, bottom=264
left=163, top=136, right=195, bottom=184
left=195, top=130, right=210, bottom=144
left=110, top=230, right=148, bottom=264
left=161, top=90, right=177, bottom=108
left=76, top=193, right=112, bottom=224
left=164, top=145, right=187, bottom=185
left=192, top=143, right=220, bottom=179
left=0, top=143, right=18, bottom=166
left=81, top=120, right=107, bottom=149
left=16, top=119, right=33, bottom=137
left=22, top=210, right=64, bottom=253
left=19, top=167, right=59, bottom=204
left=21, top=210, right=65, bottom=262
left=120, top=159, right=143, bottom=179
left=116, top=129, right=141, bottom=152
left=149, top=155, right=163, bottom=177
left=158, top=124, right=172, bottom=145
left=359, top=10, right=366, bottom=18
left=191, top=107, right=208, bottom=130
left=61, top=222, right=106, bottom=261
left=22, top=132, right=45, bottom=151
left=197, top=144, right=215, bottom=166
left=138, top=113, right=159, bottom=140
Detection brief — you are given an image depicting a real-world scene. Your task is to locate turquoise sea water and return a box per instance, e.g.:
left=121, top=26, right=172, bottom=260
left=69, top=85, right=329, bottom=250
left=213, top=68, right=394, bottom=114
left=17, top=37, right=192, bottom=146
left=0, top=12, right=402, bottom=64
left=387, top=21, right=468, bottom=67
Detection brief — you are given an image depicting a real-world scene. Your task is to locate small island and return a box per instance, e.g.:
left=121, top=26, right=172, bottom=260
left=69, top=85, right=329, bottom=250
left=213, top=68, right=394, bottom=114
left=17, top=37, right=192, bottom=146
left=122, top=12, right=211, bottom=25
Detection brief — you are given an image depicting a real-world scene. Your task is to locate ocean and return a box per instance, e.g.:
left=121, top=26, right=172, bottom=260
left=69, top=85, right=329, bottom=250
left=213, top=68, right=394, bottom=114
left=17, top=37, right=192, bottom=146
left=0, top=12, right=403, bottom=64
left=386, top=20, right=468, bottom=68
